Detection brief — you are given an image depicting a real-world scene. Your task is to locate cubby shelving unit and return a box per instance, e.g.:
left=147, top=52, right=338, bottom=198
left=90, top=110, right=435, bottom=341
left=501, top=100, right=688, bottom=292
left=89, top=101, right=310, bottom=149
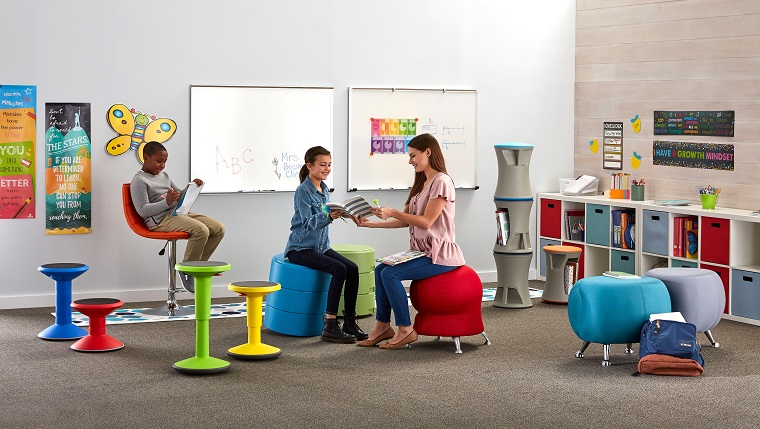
left=537, top=192, right=760, bottom=326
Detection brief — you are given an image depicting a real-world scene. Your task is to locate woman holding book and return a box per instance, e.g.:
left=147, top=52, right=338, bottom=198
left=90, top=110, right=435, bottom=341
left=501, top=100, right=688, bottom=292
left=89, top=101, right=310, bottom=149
left=355, top=133, right=465, bottom=349
left=284, top=146, right=368, bottom=343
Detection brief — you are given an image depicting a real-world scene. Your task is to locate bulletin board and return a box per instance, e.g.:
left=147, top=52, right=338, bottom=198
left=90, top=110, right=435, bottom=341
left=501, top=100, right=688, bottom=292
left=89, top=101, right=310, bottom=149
left=347, top=88, right=477, bottom=191
left=190, top=86, right=333, bottom=193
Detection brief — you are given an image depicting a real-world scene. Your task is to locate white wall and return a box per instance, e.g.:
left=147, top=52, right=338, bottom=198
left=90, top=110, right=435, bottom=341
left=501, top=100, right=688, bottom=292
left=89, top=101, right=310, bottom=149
left=0, top=0, right=576, bottom=308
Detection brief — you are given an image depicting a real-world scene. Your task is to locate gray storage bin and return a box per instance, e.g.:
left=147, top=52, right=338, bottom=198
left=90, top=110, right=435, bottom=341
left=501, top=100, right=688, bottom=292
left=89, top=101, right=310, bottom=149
left=732, top=269, right=760, bottom=320
left=642, top=210, right=669, bottom=256
left=539, top=238, right=561, bottom=278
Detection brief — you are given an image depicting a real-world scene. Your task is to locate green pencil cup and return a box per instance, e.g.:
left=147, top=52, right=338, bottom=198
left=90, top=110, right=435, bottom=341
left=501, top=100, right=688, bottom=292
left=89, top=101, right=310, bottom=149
left=700, top=194, right=717, bottom=209
left=631, top=185, right=645, bottom=201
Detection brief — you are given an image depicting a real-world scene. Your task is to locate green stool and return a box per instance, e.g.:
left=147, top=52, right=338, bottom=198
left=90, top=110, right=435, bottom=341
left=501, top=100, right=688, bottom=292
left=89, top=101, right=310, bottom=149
left=332, top=244, right=376, bottom=316
left=173, top=261, right=231, bottom=374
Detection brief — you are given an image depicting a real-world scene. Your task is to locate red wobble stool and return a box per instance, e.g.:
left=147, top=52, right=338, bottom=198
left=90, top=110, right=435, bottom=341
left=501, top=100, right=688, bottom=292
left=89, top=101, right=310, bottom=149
left=70, top=298, right=125, bottom=352
left=409, top=265, right=491, bottom=354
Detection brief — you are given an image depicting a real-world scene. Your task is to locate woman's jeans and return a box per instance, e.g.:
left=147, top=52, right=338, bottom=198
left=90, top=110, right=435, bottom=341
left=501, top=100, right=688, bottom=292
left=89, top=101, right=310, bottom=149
left=286, top=248, right=359, bottom=316
left=375, top=256, right=456, bottom=326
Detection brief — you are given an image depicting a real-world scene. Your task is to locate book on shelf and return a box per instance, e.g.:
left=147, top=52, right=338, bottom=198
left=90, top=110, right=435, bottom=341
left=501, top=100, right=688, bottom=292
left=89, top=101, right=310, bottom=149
left=684, top=217, right=698, bottom=259
left=564, top=209, right=585, bottom=241
left=173, top=182, right=204, bottom=216
left=564, top=261, right=578, bottom=295
left=621, top=211, right=635, bottom=250
left=602, top=271, right=641, bottom=279
left=495, top=209, right=510, bottom=246
left=324, top=195, right=375, bottom=219
left=376, top=249, right=427, bottom=266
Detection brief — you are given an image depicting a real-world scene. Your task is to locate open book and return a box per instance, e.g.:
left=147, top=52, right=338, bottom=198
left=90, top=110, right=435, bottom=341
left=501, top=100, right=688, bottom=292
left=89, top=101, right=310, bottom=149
left=376, top=250, right=427, bottom=266
left=602, top=270, right=640, bottom=279
left=325, top=195, right=375, bottom=219
left=173, top=182, right=204, bottom=216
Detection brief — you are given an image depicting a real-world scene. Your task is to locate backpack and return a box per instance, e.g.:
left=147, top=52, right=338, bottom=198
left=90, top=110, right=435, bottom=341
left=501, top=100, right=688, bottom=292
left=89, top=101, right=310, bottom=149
left=637, top=319, right=705, bottom=376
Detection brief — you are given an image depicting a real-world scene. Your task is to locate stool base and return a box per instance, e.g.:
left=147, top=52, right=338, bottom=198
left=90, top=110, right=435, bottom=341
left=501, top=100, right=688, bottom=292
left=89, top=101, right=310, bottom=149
left=142, top=304, right=195, bottom=317
left=71, top=335, right=124, bottom=352
left=173, top=356, right=231, bottom=374
left=38, top=323, right=88, bottom=341
left=227, top=343, right=282, bottom=360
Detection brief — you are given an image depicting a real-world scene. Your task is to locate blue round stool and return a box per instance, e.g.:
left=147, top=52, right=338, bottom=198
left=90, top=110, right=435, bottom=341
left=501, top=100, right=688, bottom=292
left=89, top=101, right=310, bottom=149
left=264, top=254, right=331, bottom=336
left=568, top=275, right=671, bottom=366
left=38, top=263, right=90, bottom=340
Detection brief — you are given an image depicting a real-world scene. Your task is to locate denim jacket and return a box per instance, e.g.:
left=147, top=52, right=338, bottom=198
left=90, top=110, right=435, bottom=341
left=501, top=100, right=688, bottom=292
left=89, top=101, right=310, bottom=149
left=284, top=179, right=332, bottom=255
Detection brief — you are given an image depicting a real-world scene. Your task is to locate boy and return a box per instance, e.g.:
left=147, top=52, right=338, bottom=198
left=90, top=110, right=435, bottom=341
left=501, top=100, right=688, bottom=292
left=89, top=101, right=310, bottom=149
left=130, top=141, right=225, bottom=292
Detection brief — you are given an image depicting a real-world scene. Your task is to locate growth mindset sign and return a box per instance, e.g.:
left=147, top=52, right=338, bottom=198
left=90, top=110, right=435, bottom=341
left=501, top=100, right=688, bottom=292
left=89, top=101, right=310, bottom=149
left=652, top=140, right=734, bottom=171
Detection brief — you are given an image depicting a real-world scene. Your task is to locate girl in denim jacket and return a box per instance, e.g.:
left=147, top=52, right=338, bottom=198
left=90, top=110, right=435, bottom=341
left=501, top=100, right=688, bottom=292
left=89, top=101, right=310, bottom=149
left=284, top=146, right=367, bottom=343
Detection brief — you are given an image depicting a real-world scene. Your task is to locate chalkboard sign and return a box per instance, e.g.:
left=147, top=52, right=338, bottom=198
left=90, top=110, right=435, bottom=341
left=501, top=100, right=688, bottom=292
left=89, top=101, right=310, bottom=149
left=190, top=86, right=333, bottom=193
left=653, top=111, right=734, bottom=137
left=347, top=88, right=477, bottom=191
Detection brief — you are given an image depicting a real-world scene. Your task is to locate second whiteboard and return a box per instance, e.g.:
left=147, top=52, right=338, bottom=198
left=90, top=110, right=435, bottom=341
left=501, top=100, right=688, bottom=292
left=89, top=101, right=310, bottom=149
left=347, top=88, right=477, bottom=191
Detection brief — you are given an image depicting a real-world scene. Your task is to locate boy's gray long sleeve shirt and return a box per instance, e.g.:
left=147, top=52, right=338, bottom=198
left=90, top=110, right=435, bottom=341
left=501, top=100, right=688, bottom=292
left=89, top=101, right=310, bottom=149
left=130, top=170, right=181, bottom=228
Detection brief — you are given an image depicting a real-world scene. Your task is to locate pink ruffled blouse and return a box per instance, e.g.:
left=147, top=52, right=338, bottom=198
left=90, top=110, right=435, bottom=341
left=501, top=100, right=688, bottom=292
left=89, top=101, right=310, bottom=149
left=408, top=172, right=465, bottom=266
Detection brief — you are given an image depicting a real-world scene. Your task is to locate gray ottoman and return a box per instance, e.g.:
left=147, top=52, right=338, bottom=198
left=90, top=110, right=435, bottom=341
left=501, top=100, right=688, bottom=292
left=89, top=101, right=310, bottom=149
left=644, top=268, right=724, bottom=347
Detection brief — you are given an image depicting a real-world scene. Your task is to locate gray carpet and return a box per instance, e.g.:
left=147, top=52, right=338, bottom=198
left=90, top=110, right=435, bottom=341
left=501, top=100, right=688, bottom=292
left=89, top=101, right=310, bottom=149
left=2, top=280, right=760, bottom=429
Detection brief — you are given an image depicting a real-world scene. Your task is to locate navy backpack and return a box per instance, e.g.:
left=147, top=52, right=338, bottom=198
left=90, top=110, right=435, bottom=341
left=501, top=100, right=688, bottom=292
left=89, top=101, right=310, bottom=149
left=639, top=319, right=705, bottom=367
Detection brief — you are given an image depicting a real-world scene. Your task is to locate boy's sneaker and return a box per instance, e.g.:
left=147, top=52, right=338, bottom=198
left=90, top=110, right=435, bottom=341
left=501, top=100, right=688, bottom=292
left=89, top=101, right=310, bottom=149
left=180, top=273, right=194, bottom=293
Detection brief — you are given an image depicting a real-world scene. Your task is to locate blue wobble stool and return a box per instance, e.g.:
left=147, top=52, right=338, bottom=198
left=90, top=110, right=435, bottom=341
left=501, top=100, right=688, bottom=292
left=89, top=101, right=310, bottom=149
left=38, top=263, right=90, bottom=340
left=568, top=275, right=671, bottom=366
left=264, top=254, right=331, bottom=336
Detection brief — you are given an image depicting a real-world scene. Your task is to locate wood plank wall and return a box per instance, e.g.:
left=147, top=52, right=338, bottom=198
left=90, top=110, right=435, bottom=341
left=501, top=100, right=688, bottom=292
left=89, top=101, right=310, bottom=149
left=575, top=0, right=760, bottom=210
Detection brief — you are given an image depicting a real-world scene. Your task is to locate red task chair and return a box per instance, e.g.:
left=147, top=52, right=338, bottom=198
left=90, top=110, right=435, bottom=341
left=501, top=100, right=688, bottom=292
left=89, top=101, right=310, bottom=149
left=122, top=183, right=192, bottom=316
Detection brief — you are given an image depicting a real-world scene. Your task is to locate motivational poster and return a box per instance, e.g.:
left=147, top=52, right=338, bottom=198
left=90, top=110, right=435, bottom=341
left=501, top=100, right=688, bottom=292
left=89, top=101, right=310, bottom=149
left=0, top=85, right=36, bottom=219
left=652, top=140, right=734, bottom=171
left=654, top=111, right=734, bottom=137
left=45, top=103, right=92, bottom=234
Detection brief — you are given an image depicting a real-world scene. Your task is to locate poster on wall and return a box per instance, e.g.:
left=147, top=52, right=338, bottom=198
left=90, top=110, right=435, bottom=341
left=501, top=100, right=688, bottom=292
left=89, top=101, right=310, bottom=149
left=602, top=122, right=623, bottom=170
left=652, top=140, right=734, bottom=171
left=45, top=103, right=92, bottom=234
left=0, top=85, right=36, bottom=219
left=654, top=111, right=734, bottom=137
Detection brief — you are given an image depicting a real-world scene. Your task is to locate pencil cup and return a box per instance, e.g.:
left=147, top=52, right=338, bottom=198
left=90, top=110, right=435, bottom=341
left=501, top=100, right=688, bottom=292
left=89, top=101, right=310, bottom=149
left=700, top=194, right=717, bottom=210
left=631, top=185, right=645, bottom=201
left=608, top=189, right=627, bottom=199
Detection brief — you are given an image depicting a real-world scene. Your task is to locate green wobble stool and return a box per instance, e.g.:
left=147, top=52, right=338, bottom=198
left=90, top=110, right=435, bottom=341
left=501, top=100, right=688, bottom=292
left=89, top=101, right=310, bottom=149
left=173, top=261, right=231, bottom=374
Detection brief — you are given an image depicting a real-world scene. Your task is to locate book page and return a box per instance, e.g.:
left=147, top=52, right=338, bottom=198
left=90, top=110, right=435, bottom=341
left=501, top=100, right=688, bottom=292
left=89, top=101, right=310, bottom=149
left=174, top=182, right=203, bottom=216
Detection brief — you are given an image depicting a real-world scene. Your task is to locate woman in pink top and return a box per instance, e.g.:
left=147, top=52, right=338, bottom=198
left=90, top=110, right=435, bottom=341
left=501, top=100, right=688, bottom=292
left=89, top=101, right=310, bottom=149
left=355, top=134, right=465, bottom=349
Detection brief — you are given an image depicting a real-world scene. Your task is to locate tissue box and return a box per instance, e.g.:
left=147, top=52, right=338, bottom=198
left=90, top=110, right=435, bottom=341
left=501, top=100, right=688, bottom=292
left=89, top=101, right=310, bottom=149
left=559, top=178, right=598, bottom=195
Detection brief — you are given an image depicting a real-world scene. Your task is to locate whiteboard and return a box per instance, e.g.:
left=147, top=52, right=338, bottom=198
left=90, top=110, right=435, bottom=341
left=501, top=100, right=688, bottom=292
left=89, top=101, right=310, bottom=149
left=347, top=88, right=477, bottom=191
left=190, top=86, right=333, bottom=193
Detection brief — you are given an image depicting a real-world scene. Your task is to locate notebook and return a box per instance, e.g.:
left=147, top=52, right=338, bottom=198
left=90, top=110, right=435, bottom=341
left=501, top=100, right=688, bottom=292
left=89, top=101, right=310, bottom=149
left=376, top=250, right=427, bottom=266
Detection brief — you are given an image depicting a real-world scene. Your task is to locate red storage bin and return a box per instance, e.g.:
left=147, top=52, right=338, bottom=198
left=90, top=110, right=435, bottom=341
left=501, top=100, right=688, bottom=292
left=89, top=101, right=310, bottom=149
left=701, top=217, right=729, bottom=265
left=700, top=263, right=730, bottom=314
left=540, top=198, right=561, bottom=239
left=562, top=241, right=585, bottom=279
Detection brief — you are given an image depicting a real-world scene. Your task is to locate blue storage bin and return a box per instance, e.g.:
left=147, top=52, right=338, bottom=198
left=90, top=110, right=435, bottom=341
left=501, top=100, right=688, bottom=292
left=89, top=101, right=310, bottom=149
left=731, top=269, right=760, bottom=320
left=672, top=260, right=698, bottom=269
left=585, top=204, right=610, bottom=246
left=642, top=210, right=669, bottom=256
left=610, top=249, right=635, bottom=274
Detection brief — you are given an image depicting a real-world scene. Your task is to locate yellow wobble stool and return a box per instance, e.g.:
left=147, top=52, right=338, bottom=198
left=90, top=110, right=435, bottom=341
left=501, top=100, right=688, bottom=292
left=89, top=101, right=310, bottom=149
left=228, top=281, right=282, bottom=360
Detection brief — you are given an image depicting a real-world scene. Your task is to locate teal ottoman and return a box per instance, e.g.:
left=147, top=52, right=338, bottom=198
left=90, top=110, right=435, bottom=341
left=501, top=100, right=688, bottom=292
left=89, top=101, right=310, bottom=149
left=568, top=275, right=671, bottom=366
left=264, top=254, right=331, bottom=337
